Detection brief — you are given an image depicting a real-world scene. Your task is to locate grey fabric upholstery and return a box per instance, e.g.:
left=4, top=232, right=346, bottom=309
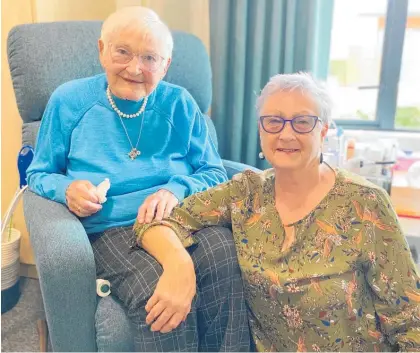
left=22, top=122, right=40, bottom=148
left=23, top=190, right=97, bottom=352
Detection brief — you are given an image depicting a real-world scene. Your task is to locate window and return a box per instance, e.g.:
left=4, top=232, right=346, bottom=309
left=395, top=11, right=420, bottom=130
left=327, top=0, right=419, bottom=130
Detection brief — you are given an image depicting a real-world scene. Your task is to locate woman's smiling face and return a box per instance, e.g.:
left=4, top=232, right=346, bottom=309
left=99, top=24, right=171, bottom=101
left=259, top=89, right=328, bottom=171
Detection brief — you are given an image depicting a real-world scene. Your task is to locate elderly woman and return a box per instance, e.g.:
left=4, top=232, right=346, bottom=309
left=26, top=6, right=250, bottom=352
left=135, top=72, right=420, bottom=352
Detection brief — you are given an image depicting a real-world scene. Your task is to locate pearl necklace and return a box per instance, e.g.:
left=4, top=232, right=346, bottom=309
left=106, top=85, right=148, bottom=160
left=106, top=86, right=148, bottom=118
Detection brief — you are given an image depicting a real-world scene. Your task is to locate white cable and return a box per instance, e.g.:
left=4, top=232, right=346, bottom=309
left=1, top=186, right=28, bottom=237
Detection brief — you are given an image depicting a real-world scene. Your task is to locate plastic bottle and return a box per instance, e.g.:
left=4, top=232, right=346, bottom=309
left=346, top=138, right=356, bottom=161
left=322, top=121, right=344, bottom=168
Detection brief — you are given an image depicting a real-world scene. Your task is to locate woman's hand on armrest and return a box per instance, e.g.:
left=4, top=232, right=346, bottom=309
left=141, top=225, right=196, bottom=333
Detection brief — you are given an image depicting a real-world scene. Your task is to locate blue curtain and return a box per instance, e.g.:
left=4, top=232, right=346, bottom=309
left=210, top=0, right=334, bottom=168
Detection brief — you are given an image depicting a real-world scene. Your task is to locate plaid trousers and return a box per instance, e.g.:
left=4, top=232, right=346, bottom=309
left=91, top=226, right=251, bottom=352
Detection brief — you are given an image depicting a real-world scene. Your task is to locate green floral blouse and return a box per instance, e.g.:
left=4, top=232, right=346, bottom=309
left=134, top=169, right=420, bottom=352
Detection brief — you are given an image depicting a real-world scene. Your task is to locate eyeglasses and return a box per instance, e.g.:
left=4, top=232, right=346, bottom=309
left=109, top=43, right=165, bottom=72
left=259, top=115, right=320, bottom=134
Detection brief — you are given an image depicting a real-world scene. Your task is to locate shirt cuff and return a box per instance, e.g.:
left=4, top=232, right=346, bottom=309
left=160, top=182, right=189, bottom=202
left=54, top=178, right=74, bottom=205
left=133, top=220, right=197, bottom=249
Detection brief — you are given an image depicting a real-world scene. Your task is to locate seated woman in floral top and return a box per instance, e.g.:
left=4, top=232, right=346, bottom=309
left=134, top=72, right=420, bottom=352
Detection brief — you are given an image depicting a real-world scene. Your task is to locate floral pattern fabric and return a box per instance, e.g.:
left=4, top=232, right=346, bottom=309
left=134, top=169, right=420, bottom=352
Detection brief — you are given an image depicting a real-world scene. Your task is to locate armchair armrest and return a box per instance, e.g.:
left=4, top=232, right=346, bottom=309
left=222, top=159, right=262, bottom=179
left=23, top=190, right=97, bottom=352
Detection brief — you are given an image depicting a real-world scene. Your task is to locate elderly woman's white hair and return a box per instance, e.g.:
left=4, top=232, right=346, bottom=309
left=256, top=72, right=333, bottom=126
left=101, top=6, right=174, bottom=58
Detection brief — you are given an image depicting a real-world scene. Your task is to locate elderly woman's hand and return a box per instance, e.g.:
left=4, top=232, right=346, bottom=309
left=66, top=180, right=102, bottom=217
left=145, top=251, right=196, bottom=333
left=137, top=189, right=179, bottom=224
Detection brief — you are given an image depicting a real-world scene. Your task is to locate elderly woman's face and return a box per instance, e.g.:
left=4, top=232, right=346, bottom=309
left=259, top=90, right=328, bottom=170
left=99, top=26, right=170, bottom=101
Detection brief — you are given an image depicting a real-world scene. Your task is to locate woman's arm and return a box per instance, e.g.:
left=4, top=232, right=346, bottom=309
left=361, top=189, right=420, bottom=351
left=134, top=172, right=249, bottom=247
left=133, top=172, right=250, bottom=333
left=163, top=96, right=228, bottom=201
left=141, top=225, right=196, bottom=333
left=26, top=90, right=75, bottom=204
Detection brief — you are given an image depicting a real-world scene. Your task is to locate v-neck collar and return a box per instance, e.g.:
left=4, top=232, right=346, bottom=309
left=266, top=166, right=343, bottom=229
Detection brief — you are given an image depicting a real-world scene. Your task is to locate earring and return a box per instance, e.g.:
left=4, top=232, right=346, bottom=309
left=320, top=153, right=323, bottom=164
left=258, top=152, right=265, bottom=160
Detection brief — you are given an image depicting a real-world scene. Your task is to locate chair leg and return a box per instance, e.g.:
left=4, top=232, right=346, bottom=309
left=37, top=319, right=48, bottom=352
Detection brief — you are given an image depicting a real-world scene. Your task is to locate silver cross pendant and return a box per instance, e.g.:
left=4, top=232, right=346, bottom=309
left=128, top=148, right=141, bottom=160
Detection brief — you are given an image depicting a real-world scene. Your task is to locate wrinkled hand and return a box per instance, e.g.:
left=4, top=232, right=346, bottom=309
left=137, top=189, right=178, bottom=224
left=66, top=180, right=102, bottom=217
left=145, top=258, right=196, bottom=333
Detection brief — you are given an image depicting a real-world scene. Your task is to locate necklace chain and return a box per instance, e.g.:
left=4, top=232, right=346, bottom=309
left=106, top=86, right=148, bottom=118
left=106, top=86, right=148, bottom=160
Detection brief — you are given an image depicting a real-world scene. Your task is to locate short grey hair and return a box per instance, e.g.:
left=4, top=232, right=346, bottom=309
left=256, top=72, right=333, bottom=126
left=101, top=6, right=174, bottom=58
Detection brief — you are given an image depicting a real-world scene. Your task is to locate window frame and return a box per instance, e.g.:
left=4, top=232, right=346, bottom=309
left=333, top=0, right=410, bottom=131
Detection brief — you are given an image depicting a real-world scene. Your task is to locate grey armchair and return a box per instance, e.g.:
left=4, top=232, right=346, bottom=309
left=7, top=21, right=260, bottom=351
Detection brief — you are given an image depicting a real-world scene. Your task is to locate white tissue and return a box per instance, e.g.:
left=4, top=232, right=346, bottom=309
left=96, top=178, right=111, bottom=204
